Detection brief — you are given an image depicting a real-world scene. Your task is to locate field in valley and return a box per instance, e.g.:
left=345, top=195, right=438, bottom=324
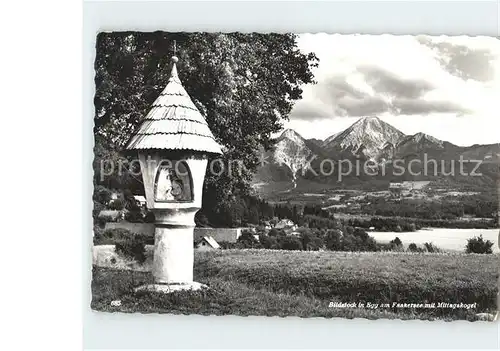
left=92, top=249, right=499, bottom=320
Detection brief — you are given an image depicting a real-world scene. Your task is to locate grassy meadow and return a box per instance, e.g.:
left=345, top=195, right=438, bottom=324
left=91, top=249, right=499, bottom=320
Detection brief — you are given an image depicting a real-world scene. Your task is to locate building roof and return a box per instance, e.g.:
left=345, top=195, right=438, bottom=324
left=133, top=195, right=146, bottom=203
left=98, top=210, right=122, bottom=220
left=197, top=236, right=220, bottom=249
left=126, top=56, right=222, bottom=154
left=275, top=219, right=295, bottom=229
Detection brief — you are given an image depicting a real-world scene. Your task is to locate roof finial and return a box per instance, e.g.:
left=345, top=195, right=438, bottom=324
left=171, top=40, right=178, bottom=63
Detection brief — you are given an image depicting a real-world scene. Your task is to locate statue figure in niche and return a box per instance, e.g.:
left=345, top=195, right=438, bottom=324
left=155, top=161, right=192, bottom=202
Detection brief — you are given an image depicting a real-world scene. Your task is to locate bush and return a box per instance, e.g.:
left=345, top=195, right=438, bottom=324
left=109, top=199, right=124, bottom=211
left=218, top=241, right=238, bottom=249
left=93, top=228, right=153, bottom=246
left=465, top=235, right=494, bottom=254
left=407, top=243, right=424, bottom=253
left=123, top=189, right=141, bottom=211
left=376, top=242, right=394, bottom=252
left=423, top=242, right=440, bottom=253
left=93, top=201, right=105, bottom=223
left=389, top=237, right=403, bottom=251
left=268, top=228, right=281, bottom=237
left=391, top=237, right=402, bottom=246
left=93, top=185, right=112, bottom=205
left=115, top=237, right=146, bottom=263
left=93, top=225, right=105, bottom=238
left=125, top=210, right=144, bottom=223
left=408, top=243, right=418, bottom=251
left=279, top=236, right=303, bottom=251
left=144, top=211, right=155, bottom=223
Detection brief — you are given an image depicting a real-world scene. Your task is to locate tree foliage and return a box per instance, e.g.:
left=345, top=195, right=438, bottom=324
left=94, top=32, right=318, bottom=219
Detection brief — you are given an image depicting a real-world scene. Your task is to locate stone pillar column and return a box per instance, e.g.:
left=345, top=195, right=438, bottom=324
left=153, top=225, right=194, bottom=284
left=136, top=208, right=205, bottom=293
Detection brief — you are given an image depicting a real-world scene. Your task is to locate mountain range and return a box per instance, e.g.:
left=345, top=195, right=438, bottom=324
left=253, top=116, right=500, bottom=193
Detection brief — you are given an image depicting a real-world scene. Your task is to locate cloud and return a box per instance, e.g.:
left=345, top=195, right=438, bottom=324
left=323, top=75, right=367, bottom=101
left=358, top=65, right=435, bottom=99
left=391, top=98, right=471, bottom=115
left=417, top=35, right=498, bottom=82
left=335, top=95, right=388, bottom=117
left=293, top=64, right=469, bottom=119
left=290, top=100, right=331, bottom=120
left=292, top=34, right=500, bottom=121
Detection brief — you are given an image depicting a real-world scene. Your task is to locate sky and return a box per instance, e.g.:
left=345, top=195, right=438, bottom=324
left=284, top=34, right=500, bottom=146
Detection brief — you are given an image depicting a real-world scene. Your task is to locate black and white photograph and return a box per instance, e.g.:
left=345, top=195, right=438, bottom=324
left=91, top=32, right=499, bottom=321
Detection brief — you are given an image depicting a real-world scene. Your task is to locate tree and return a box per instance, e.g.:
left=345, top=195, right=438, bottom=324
left=306, top=235, right=325, bottom=251
left=195, top=213, right=210, bottom=227
left=325, top=229, right=342, bottom=251
left=300, top=229, right=324, bottom=251
left=237, top=230, right=260, bottom=248
left=93, top=185, right=113, bottom=205
left=342, top=234, right=363, bottom=252
left=353, top=228, right=369, bottom=241
left=94, top=32, right=318, bottom=221
left=362, top=236, right=378, bottom=252
left=259, top=234, right=279, bottom=249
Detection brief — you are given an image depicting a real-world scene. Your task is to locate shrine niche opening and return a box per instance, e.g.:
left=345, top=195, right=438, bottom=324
left=154, top=160, right=193, bottom=202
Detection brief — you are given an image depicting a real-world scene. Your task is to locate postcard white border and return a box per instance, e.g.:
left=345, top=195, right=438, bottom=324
left=83, top=1, right=500, bottom=349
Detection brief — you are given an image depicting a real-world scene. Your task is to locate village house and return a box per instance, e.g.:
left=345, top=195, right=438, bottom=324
left=194, top=227, right=243, bottom=243
left=275, top=219, right=297, bottom=230
left=133, top=195, right=147, bottom=208
left=389, top=181, right=430, bottom=194
left=194, top=236, right=221, bottom=251
left=106, top=192, right=120, bottom=207
left=274, top=219, right=298, bottom=235
left=98, top=209, right=124, bottom=222
left=261, top=221, right=272, bottom=230
left=389, top=182, right=407, bottom=192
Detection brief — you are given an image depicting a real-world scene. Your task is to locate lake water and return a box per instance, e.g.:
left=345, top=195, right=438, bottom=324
left=368, top=228, right=499, bottom=253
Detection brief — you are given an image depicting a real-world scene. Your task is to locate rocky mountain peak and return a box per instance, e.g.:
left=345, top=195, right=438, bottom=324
left=279, top=128, right=305, bottom=143
left=323, top=116, right=405, bottom=159
left=399, top=132, right=444, bottom=149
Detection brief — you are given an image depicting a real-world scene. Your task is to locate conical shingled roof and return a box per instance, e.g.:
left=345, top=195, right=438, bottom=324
left=126, top=56, right=222, bottom=154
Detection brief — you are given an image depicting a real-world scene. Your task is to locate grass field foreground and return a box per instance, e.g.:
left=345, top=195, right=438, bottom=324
left=92, top=249, right=499, bottom=320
